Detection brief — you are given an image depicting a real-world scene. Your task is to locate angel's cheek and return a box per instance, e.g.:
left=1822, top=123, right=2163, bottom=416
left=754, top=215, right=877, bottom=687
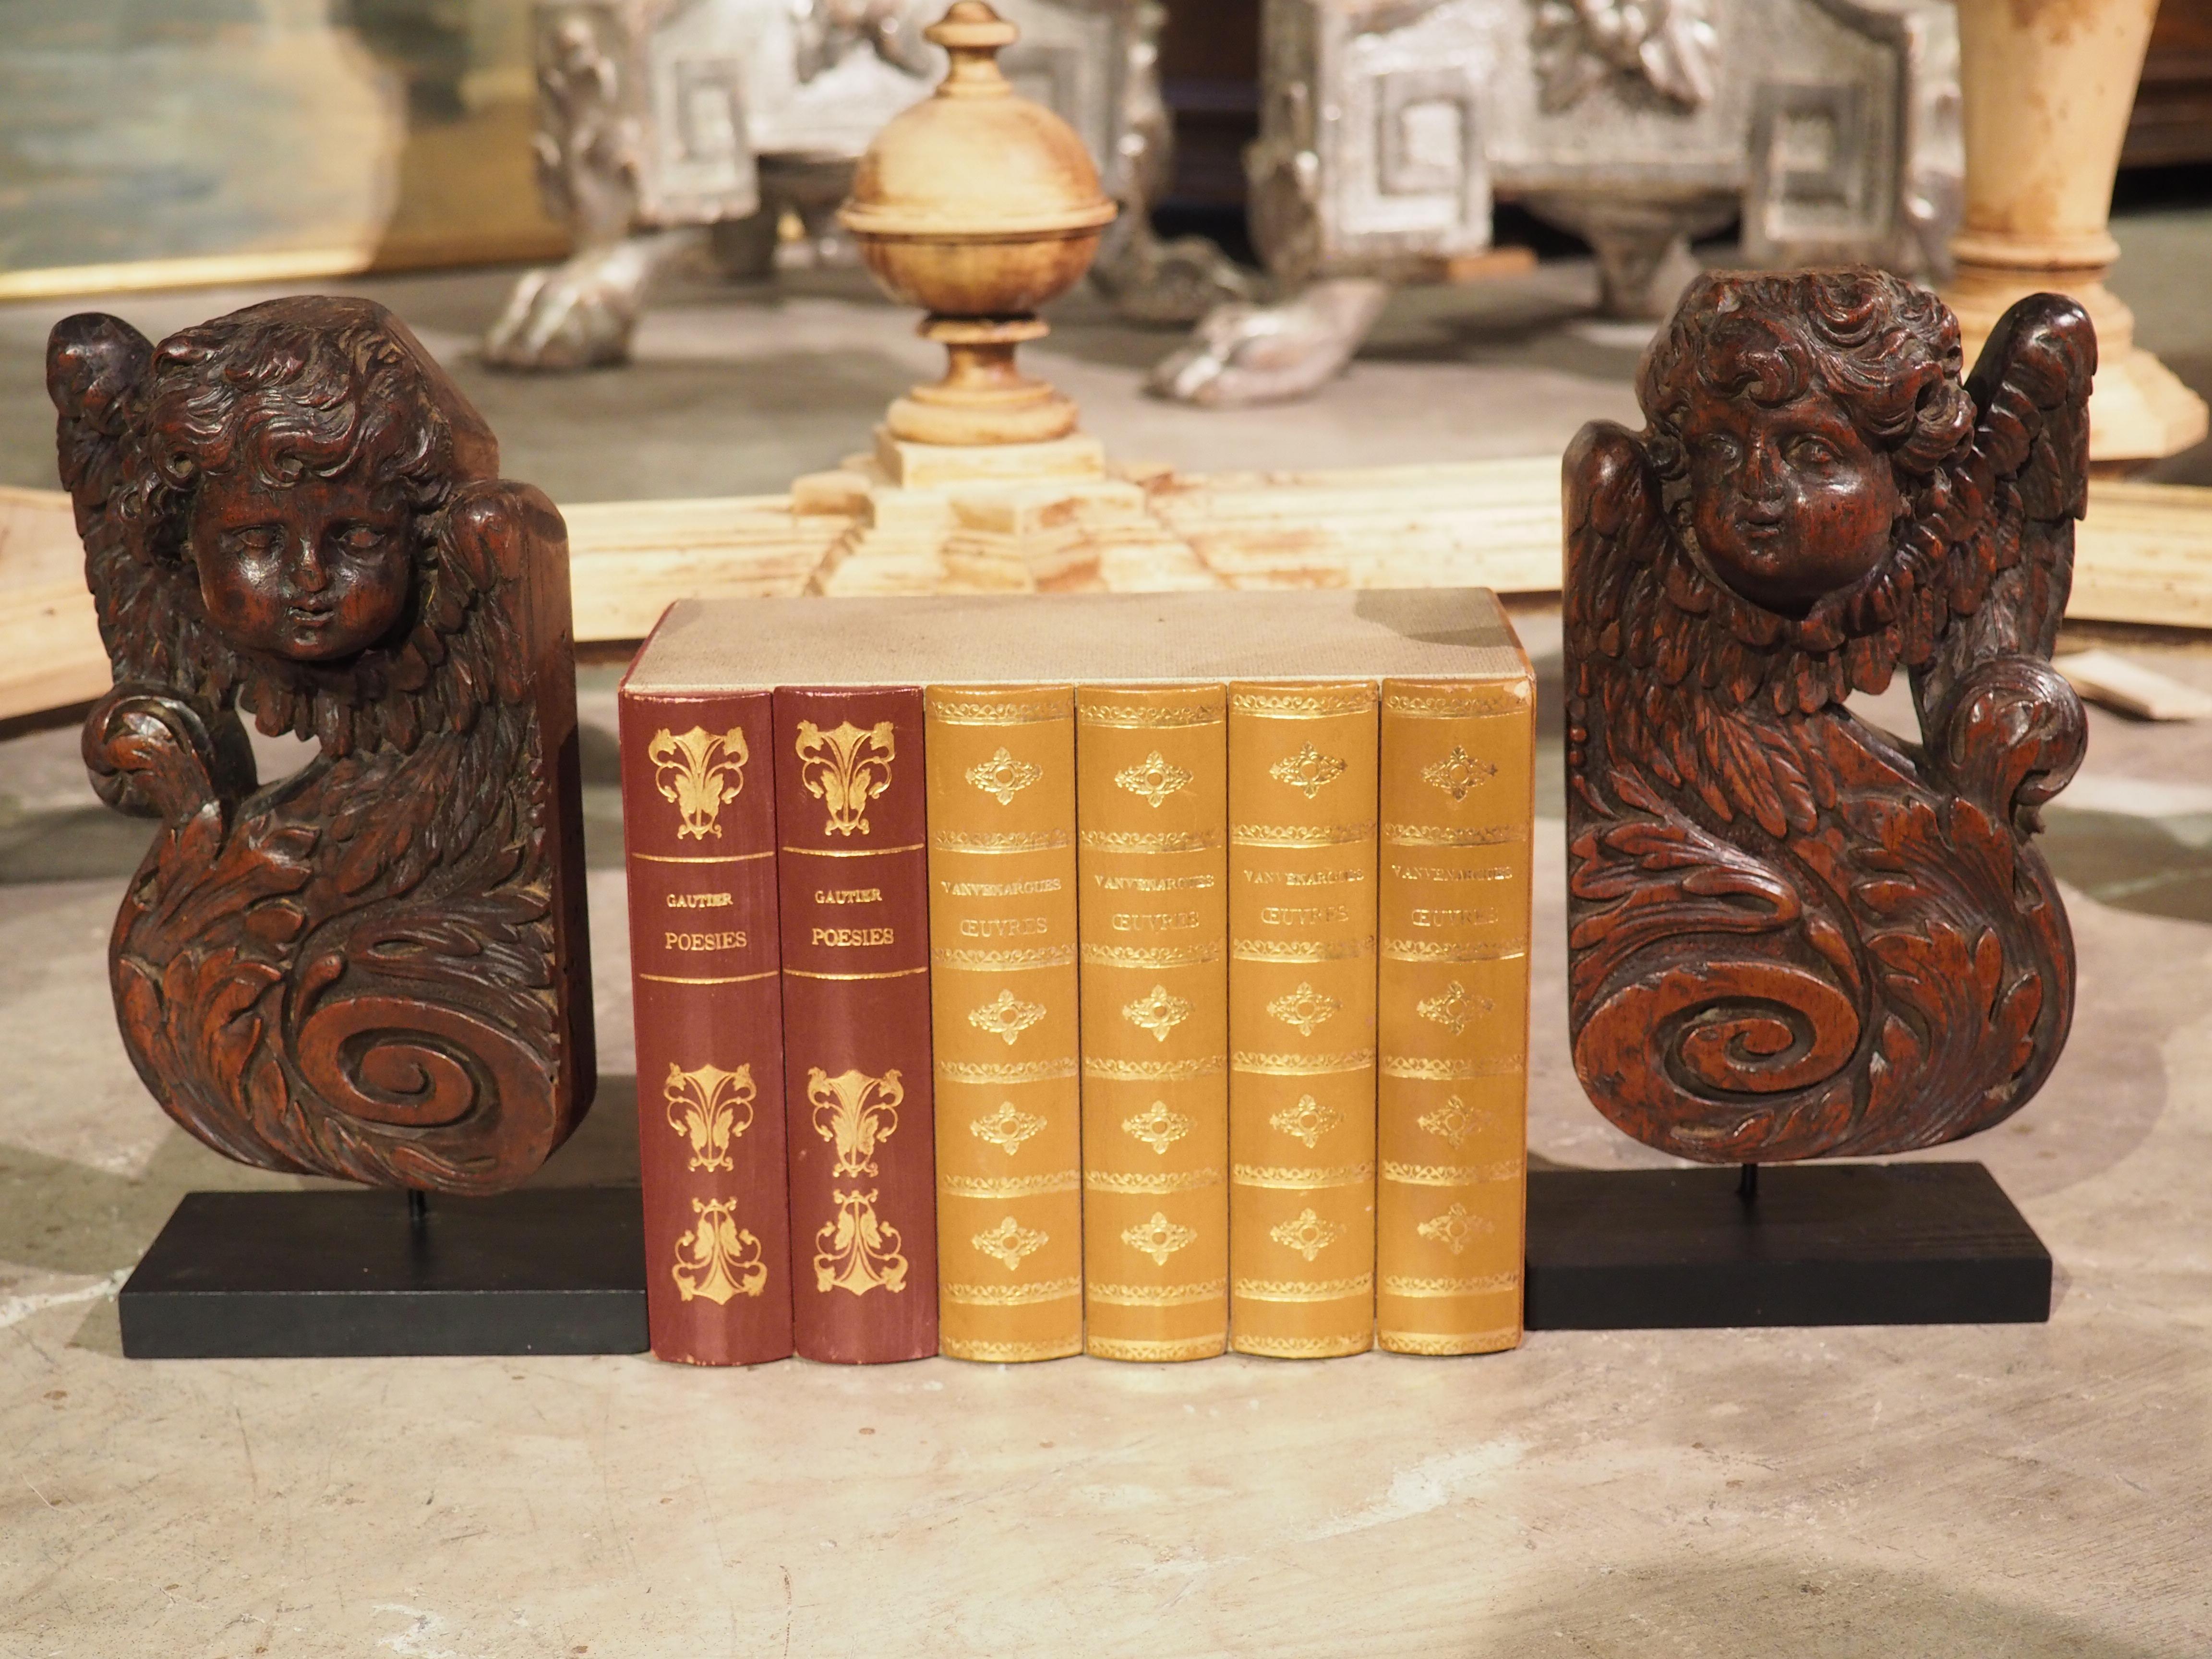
left=316, top=553, right=411, bottom=657
left=193, top=543, right=410, bottom=661
left=193, top=550, right=289, bottom=655
left=1791, top=464, right=1899, bottom=591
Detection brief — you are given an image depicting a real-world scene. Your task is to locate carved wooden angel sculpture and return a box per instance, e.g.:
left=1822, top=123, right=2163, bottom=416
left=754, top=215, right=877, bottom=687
left=48, top=296, right=595, bottom=1193
left=1564, top=270, right=2092, bottom=1162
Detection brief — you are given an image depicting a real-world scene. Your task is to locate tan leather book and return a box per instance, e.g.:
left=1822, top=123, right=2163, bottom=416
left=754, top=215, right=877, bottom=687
left=925, top=685, right=1083, bottom=1363
left=1227, top=682, right=1379, bottom=1358
left=1376, top=673, right=1535, bottom=1356
left=629, top=590, right=1532, bottom=1367
left=1077, top=684, right=1231, bottom=1362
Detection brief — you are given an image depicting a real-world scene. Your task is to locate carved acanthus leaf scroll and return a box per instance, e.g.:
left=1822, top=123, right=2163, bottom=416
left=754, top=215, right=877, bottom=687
left=1563, top=270, right=2091, bottom=1162
left=50, top=296, right=593, bottom=1193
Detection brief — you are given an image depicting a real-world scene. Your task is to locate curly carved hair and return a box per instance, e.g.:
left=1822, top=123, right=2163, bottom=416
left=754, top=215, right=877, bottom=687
left=114, top=295, right=481, bottom=570
left=1632, top=269, right=1983, bottom=644
left=1639, top=268, right=1977, bottom=489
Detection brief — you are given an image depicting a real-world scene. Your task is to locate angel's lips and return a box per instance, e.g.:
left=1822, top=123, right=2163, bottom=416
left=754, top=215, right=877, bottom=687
left=286, top=605, right=337, bottom=628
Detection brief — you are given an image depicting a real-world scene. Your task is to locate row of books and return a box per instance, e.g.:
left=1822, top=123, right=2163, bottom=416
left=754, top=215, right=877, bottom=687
left=619, top=591, right=1534, bottom=1365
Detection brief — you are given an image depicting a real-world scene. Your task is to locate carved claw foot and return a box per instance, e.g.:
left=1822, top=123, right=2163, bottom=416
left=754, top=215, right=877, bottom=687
left=1146, top=277, right=1394, bottom=408
left=1091, top=219, right=1255, bottom=326
left=482, top=228, right=701, bottom=372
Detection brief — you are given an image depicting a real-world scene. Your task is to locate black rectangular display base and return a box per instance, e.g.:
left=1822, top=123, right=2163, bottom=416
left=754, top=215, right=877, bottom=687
left=120, top=1187, right=649, bottom=1358
left=1524, top=1161, right=2050, bottom=1329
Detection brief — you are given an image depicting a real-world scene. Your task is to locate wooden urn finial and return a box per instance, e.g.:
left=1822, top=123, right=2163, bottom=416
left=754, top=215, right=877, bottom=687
left=840, top=1, right=1117, bottom=446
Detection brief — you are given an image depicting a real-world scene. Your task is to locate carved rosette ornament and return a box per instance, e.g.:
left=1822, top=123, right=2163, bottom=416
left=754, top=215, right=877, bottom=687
left=1564, top=270, right=2092, bottom=1163
left=48, top=296, right=595, bottom=1193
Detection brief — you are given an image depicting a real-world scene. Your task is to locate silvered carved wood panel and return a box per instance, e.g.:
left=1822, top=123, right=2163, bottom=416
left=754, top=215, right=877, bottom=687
left=1250, top=0, right=1957, bottom=284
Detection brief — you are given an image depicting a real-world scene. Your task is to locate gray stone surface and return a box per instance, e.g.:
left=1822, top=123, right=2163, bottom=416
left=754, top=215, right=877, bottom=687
left=4, top=618, right=2212, bottom=1654
left=2, top=229, right=2210, bottom=1655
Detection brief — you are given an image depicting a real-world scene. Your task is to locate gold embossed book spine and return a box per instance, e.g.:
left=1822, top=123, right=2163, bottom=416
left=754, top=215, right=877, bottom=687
left=1227, top=682, right=1379, bottom=1358
left=1076, top=684, right=1230, bottom=1362
left=619, top=682, right=793, bottom=1366
left=926, top=684, right=1083, bottom=1362
left=774, top=685, right=937, bottom=1364
left=1376, top=672, right=1535, bottom=1355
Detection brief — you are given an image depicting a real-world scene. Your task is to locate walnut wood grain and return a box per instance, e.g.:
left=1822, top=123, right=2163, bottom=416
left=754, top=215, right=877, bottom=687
left=1563, top=270, right=2092, bottom=1162
left=48, top=295, right=594, bottom=1192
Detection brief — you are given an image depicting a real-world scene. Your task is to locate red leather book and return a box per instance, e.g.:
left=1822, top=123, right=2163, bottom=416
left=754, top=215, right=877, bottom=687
left=773, top=685, right=938, bottom=1363
left=618, top=675, right=794, bottom=1366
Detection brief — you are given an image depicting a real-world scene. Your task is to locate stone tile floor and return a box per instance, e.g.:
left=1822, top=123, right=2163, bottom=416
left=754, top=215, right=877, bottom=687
left=1, top=226, right=2209, bottom=1654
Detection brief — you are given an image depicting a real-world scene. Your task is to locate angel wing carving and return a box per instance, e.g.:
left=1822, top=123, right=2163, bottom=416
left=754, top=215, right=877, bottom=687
left=48, top=296, right=594, bottom=1192
left=1563, top=270, right=2092, bottom=1162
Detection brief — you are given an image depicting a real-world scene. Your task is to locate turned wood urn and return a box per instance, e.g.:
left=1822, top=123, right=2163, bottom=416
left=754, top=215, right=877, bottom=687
left=840, top=1, right=1117, bottom=446
left=1945, top=0, right=2209, bottom=464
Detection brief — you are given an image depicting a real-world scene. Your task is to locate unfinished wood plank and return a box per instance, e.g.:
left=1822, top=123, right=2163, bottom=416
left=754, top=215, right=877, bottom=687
left=2071, top=480, right=2212, bottom=628
left=1150, top=457, right=1564, bottom=593
left=0, top=582, right=107, bottom=720
left=6, top=466, right=2212, bottom=725
left=0, top=486, right=84, bottom=591
left=2055, top=648, right=2212, bottom=720
left=561, top=494, right=840, bottom=638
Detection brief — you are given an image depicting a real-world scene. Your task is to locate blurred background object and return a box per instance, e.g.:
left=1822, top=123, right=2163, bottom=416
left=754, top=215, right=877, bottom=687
left=0, top=0, right=2204, bottom=464
left=2125, top=0, right=2212, bottom=168
left=1942, top=0, right=2209, bottom=467
left=1147, top=0, right=1966, bottom=407
left=480, top=0, right=1250, bottom=370
left=0, top=0, right=565, bottom=298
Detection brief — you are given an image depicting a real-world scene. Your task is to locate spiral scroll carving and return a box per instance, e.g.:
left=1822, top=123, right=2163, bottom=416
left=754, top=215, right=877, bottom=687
left=1564, top=270, right=2090, bottom=1161
left=51, top=297, right=593, bottom=1193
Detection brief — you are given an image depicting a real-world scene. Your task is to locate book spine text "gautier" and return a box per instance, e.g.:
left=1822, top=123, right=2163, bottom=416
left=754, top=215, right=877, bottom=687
left=619, top=687, right=794, bottom=1366
left=774, top=686, right=938, bottom=1364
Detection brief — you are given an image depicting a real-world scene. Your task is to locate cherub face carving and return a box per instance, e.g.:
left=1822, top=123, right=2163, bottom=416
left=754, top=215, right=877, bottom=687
left=188, top=468, right=412, bottom=661
left=1680, top=386, right=1901, bottom=617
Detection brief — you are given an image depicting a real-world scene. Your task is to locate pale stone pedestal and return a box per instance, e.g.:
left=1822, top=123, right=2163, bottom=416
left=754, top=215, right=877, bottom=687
left=1949, top=264, right=2209, bottom=469
left=793, top=429, right=1216, bottom=595
left=1943, top=0, right=2210, bottom=468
